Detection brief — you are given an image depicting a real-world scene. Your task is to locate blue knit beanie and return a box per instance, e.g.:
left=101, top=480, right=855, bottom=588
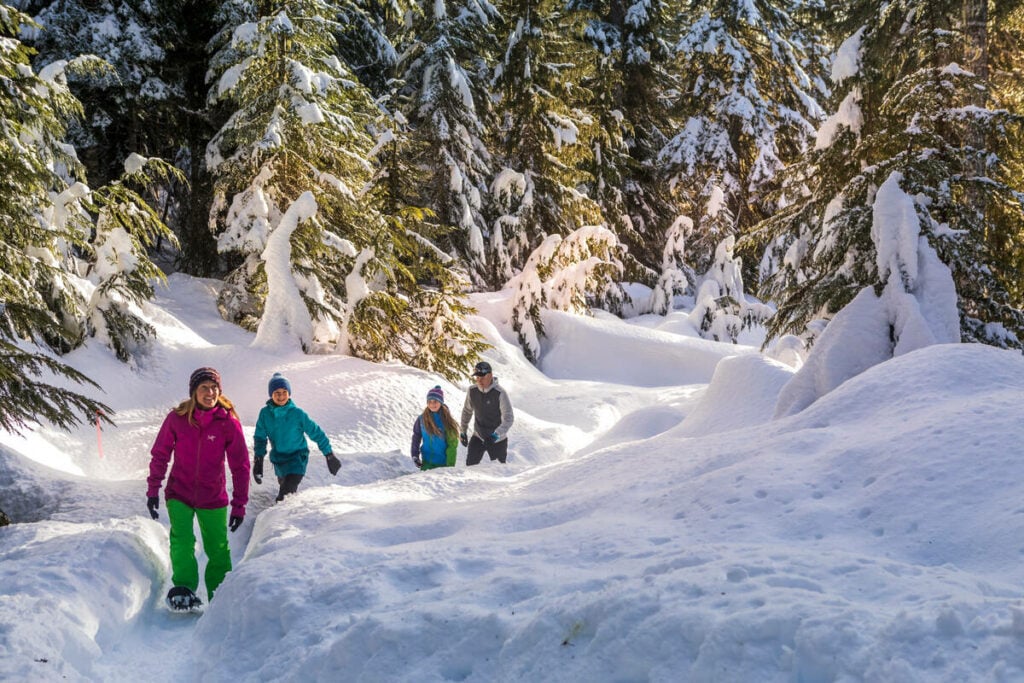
left=426, top=385, right=444, bottom=404
left=268, top=372, right=291, bottom=397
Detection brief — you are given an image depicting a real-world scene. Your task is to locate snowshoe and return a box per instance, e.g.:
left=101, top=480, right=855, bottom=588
left=166, top=586, right=203, bottom=613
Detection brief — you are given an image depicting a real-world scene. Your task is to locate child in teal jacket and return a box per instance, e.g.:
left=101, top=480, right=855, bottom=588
left=410, top=385, right=459, bottom=470
left=253, top=373, right=341, bottom=501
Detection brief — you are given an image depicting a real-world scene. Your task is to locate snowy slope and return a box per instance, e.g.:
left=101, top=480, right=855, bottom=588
left=1, top=274, right=1023, bottom=682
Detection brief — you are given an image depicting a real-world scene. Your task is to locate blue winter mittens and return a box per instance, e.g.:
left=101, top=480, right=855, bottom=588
left=253, top=458, right=263, bottom=485
left=488, top=432, right=499, bottom=443
left=459, top=432, right=468, bottom=447
left=326, top=453, right=342, bottom=476
left=147, top=496, right=159, bottom=520
left=229, top=515, right=244, bottom=532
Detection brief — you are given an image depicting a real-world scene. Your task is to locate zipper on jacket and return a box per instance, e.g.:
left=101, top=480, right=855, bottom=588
left=194, top=419, right=203, bottom=506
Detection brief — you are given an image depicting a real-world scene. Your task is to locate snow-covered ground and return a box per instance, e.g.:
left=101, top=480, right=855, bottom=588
left=2, top=273, right=1024, bottom=682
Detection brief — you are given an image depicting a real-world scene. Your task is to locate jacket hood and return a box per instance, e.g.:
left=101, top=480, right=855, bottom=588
left=479, top=376, right=501, bottom=392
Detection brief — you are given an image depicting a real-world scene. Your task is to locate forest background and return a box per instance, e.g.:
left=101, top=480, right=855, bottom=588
left=0, top=0, right=1022, bottom=456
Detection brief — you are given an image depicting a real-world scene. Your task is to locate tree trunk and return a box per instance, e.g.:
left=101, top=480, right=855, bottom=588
left=166, top=0, right=222, bottom=276
left=962, top=0, right=989, bottom=215
left=963, top=0, right=990, bottom=90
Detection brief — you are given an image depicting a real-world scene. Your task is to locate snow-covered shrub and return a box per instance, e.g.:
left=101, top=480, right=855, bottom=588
left=509, top=225, right=628, bottom=363
left=688, top=237, right=772, bottom=343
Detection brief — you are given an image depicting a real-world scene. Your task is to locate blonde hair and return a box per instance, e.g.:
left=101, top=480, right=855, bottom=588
left=421, top=403, right=458, bottom=437
left=174, top=393, right=239, bottom=426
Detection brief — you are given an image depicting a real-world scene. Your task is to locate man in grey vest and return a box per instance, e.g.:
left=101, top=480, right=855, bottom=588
left=460, top=361, right=514, bottom=465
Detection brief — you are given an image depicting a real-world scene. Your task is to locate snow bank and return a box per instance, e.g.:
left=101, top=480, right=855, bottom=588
left=538, top=309, right=753, bottom=386
left=191, top=343, right=1024, bottom=682
left=676, top=353, right=794, bottom=437
left=0, top=518, right=166, bottom=681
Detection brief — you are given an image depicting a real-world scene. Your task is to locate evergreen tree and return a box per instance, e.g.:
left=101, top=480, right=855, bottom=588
left=206, top=0, right=381, bottom=348
left=659, top=0, right=826, bottom=281
left=489, top=0, right=603, bottom=285
left=27, top=0, right=223, bottom=276
left=394, top=0, right=500, bottom=287
left=688, top=236, right=772, bottom=342
left=988, top=0, right=1024, bottom=304
left=159, top=0, right=223, bottom=276
left=209, top=1, right=487, bottom=377
left=0, top=5, right=110, bottom=433
left=571, top=0, right=679, bottom=284
left=32, top=61, right=183, bottom=364
left=648, top=215, right=692, bottom=314
left=359, top=111, right=491, bottom=380
left=25, top=0, right=175, bottom=186
left=509, top=225, right=627, bottom=361
left=335, top=0, right=404, bottom=97
left=341, top=206, right=490, bottom=380
left=81, top=156, right=184, bottom=362
left=758, top=0, right=1024, bottom=349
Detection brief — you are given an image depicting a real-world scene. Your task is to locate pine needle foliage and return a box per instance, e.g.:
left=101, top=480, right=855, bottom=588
left=0, top=340, right=111, bottom=434
left=83, top=157, right=184, bottom=361
left=394, top=0, right=500, bottom=288
left=490, top=0, right=604, bottom=279
left=570, top=0, right=678, bottom=280
left=207, top=0, right=381, bottom=345
left=26, top=0, right=174, bottom=186
left=0, top=4, right=111, bottom=432
left=360, top=104, right=492, bottom=379
left=757, top=0, right=1024, bottom=348
left=343, top=209, right=489, bottom=381
left=659, top=0, right=825, bottom=276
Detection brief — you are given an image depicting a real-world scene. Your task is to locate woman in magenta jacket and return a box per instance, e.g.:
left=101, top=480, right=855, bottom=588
left=146, top=367, right=250, bottom=611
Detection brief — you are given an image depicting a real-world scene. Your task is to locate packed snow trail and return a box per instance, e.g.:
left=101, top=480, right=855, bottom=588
left=0, top=274, right=719, bottom=681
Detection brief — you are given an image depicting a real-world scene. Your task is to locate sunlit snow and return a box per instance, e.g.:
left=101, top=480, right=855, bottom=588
left=1, top=275, right=1023, bottom=682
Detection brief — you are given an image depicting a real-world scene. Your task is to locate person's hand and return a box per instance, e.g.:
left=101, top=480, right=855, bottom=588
left=253, top=458, right=263, bottom=485
left=325, top=453, right=341, bottom=476
left=412, top=455, right=423, bottom=469
left=488, top=432, right=499, bottom=443
left=147, top=496, right=159, bottom=520
left=229, top=515, right=244, bottom=532
left=459, top=432, right=468, bottom=447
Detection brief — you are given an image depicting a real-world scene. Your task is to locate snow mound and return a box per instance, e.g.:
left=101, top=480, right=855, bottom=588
left=677, top=353, right=794, bottom=437
left=538, top=309, right=753, bottom=386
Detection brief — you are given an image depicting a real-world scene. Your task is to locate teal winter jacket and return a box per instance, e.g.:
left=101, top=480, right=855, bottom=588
left=253, top=399, right=332, bottom=477
left=411, top=411, right=458, bottom=470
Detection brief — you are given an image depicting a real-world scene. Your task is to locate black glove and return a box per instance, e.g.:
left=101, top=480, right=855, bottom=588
left=147, top=496, right=159, bottom=520
left=325, top=453, right=341, bottom=476
left=459, top=432, right=468, bottom=447
left=412, top=455, right=422, bottom=469
left=253, top=458, right=263, bottom=485
left=229, top=515, right=243, bottom=532
left=488, top=432, right=499, bottom=443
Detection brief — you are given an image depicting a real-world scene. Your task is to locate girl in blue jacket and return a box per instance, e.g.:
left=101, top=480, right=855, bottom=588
left=410, top=386, right=459, bottom=470
left=253, top=373, right=341, bottom=501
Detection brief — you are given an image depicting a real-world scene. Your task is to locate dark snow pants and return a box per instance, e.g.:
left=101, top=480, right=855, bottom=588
left=466, top=436, right=508, bottom=466
left=276, top=474, right=304, bottom=502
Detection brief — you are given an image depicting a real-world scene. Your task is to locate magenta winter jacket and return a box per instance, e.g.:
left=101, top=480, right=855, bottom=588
left=147, top=405, right=250, bottom=517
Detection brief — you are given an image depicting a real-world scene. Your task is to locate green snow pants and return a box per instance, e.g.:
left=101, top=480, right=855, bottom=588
left=167, top=498, right=232, bottom=600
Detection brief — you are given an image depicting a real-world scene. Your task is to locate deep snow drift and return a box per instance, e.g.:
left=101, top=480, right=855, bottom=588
left=2, top=273, right=1024, bottom=682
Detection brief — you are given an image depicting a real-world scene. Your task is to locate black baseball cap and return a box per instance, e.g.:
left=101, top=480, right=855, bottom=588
left=472, top=361, right=492, bottom=376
